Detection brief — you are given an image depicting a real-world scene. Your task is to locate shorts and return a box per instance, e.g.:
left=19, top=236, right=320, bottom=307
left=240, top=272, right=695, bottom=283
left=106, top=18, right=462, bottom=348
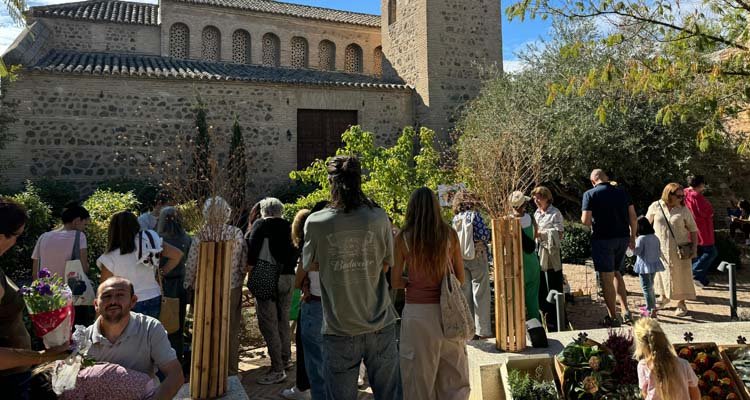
left=591, top=238, right=629, bottom=273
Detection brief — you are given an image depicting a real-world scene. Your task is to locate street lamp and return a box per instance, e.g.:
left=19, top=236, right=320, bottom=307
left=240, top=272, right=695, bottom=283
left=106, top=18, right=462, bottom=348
left=717, top=261, right=738, bottom=320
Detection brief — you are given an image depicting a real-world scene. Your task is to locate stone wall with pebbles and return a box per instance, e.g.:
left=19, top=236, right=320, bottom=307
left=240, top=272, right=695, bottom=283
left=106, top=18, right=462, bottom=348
left=2, top=73, right=413, bottom=197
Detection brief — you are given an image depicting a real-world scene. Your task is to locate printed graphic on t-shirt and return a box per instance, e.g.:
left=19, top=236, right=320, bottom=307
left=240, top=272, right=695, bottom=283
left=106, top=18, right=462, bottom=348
left=325, top=230, right=375, bottom=276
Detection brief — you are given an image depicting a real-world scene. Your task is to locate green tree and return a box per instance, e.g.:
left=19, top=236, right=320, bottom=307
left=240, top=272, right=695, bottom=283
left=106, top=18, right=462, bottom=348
left=286, top=126, right=452, bottom=225
left=505, top=0, right=750, bottom=150
left=458, top=19, right=745, bottom=214
left=226, top=116, right=248, bottom=209
left=190, top=95, right=211, bottom=200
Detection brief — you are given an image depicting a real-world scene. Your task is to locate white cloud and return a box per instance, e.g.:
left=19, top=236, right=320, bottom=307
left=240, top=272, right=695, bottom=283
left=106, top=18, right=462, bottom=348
left=503, top=60, right=526, bottom=74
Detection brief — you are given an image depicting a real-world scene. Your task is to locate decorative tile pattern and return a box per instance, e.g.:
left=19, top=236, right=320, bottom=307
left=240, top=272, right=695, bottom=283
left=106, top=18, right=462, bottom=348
left=262, top=33, right=280, bottom=67
left=202, top=26, right=221, bottom=61
left=232, top=30, right=251, bottom=64
left=290, top=36, right=308, bottom=68
left=169, top=23, right=190, bottom=59
left=373, top=46, right=383, bottom=77
left=318, top=40, right=335, bottom=71
left=345, top=43, right=363, bottom=74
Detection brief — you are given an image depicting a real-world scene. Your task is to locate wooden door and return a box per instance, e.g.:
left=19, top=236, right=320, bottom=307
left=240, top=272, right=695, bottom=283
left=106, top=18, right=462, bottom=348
left=297, top=109, right=358, bottom=170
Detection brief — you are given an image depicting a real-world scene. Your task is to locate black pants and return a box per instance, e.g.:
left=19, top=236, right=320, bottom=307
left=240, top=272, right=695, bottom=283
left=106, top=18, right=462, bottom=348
left=296, top=307, right=310, bottom=391
left=538, top=269, right=565, bottom=330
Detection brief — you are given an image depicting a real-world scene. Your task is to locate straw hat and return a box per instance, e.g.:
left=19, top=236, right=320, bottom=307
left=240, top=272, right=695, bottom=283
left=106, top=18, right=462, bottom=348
left=509, top=191, right=531, bottom=208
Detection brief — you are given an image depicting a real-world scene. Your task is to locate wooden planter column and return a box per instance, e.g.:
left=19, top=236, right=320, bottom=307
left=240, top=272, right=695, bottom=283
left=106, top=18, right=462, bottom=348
left=492, top=217, right=526, bottom=352
left=190, top=241, right=233, bottom=399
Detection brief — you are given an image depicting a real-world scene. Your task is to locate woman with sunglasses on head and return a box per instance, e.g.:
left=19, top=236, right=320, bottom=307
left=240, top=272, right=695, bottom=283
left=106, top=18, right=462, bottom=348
left=646, top=183, right=699, bottom=317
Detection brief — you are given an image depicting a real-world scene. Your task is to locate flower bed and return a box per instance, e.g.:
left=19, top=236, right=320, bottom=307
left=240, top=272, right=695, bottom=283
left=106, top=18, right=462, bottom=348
left=720, top=345, right=750, bottom=400
left=674, top=342, right=745, bottom=400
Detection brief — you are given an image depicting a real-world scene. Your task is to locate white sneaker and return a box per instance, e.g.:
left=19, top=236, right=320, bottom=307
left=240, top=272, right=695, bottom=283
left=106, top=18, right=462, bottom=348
left=281, top=386, right=311, bottom=400
left=258, top=370, right=287, bottom=385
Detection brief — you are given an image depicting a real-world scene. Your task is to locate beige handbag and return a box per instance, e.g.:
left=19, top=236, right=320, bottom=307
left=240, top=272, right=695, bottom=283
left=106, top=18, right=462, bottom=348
left=157, top=272, right=181, bottom=334
left=440, top=248, right=475, bottom=341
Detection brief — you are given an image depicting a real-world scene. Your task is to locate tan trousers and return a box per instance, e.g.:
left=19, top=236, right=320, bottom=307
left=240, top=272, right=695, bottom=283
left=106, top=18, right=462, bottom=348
left=229, top=286, right=243, bottom=375
left=400, top=303, right=471, bottom=400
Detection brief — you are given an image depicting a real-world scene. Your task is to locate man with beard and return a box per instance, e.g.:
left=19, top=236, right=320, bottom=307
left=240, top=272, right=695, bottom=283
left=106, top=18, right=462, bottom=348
left=83, top=277, right=183, bottom=400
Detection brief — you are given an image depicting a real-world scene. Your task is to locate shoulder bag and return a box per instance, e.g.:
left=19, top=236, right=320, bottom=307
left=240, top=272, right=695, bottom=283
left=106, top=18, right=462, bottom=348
left=141, top=231, right=180, bottom=333
left=657, top=202, right=693, bottom=260
left=439, top=241, right=475, bottom=340
left=247, top=238, right=280, bottom=301
left=453, top=212, right=476, bottom=260
left=61, top=231, right=95, bottom=306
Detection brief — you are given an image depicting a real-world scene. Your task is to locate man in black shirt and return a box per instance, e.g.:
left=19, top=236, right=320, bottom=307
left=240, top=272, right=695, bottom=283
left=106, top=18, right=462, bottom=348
left=581, top=169, right=637, bottom=327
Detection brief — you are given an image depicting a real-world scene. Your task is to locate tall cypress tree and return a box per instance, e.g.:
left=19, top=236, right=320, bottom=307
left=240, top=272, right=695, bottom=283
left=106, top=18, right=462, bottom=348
left=191, top=95, right=211, bottom=199
left=227, top=116, right=248, bottom=209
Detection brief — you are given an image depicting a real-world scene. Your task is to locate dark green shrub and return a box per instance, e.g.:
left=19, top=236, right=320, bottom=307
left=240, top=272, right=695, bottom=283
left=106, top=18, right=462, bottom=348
left=82, top=189, right=140, bottom=283
left=712, top=230, right=741, bottom=269
left=99, top=178, right=158, bottom=212
left=561, top=221, right=591, bottom=264
left=34, top=178, right=79, bottom=218
left=0, top=182, right=54, bottom=283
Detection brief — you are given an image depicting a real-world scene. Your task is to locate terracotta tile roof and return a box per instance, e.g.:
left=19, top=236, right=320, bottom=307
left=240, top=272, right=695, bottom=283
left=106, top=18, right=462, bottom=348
left=170, top=0, right=381, bottom=27
left=30, top=49, right=409, bottom=89
left=29, top=0, right=158, bottom=25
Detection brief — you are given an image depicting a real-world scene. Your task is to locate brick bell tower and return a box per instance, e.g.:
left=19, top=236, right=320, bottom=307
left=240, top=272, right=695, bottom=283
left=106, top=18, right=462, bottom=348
left=380, top=0, right=502, bottom=138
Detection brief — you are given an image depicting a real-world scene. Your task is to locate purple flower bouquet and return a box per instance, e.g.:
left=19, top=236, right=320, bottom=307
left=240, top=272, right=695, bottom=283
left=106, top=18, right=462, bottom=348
left=21, top=268, right=74, bottom=348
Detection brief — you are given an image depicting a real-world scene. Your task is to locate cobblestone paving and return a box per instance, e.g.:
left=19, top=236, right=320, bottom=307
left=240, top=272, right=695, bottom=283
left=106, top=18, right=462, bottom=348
left=239, top=262, right=750, bottom=398
left=563, top=262, right=750, bottom=329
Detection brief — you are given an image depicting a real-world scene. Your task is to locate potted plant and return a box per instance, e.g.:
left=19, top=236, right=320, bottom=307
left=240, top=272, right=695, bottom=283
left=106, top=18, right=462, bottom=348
left=556, top=334, right=616, bottom=399
left=507, top=364, right=560, bottom=400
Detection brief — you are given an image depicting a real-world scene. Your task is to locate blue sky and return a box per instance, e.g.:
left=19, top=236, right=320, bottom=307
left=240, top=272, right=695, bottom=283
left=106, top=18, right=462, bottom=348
left=0, top=0, right=551, bottom=70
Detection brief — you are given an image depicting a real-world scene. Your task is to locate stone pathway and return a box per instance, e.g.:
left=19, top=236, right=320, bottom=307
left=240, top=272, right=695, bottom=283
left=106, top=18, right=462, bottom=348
left=563, top=262, right=750, bottom=329
left=239, top=262, right=750, bottom=398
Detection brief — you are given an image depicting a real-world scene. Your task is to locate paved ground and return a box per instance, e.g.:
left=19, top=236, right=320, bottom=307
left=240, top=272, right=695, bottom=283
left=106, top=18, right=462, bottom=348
left=239, top=261, right=750, bottom=398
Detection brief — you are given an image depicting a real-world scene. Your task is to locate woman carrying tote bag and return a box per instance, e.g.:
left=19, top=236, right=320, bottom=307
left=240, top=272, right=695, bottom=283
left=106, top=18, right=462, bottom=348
left=392, top=187, right=471, bottom=400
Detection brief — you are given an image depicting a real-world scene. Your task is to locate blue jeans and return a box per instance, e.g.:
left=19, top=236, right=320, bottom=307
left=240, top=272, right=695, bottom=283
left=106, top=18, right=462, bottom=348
left=301, top=301, right=326, bottom=400
left=133, top=296, right=161, bottom=319
left=692, top=245, right=717, bottom=285
left=323, top=323, right=402, bottom=400
left=639, top=273, right=656, bottom=312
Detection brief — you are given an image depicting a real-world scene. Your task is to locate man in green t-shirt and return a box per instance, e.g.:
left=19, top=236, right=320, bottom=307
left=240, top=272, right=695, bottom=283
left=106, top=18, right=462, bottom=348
left=303, top=155, right=402, bottom=400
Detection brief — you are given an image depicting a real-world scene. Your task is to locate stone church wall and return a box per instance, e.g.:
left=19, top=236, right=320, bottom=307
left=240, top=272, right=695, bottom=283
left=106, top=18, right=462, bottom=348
left=160, top=0, right=382, bottom=74
left=36, top=18, right=161, bottom=54
left=1, top=73, right=413, bottom=198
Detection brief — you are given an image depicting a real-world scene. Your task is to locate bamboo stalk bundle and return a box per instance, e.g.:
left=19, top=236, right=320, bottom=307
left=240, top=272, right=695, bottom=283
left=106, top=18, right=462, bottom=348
left=492, top=216, right=526, bottom=352
left=190, top=241, right=232, bottom=399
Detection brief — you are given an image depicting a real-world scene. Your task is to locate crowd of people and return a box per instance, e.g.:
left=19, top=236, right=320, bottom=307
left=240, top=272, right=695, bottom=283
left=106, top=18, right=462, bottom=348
left=0, top=161, right=737, bottom=400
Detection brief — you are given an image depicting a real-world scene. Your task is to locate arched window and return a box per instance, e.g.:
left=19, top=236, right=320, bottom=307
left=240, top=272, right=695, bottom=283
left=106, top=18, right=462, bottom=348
left=318, top=40, right=335, bottom=71
left=232, top=29, right=251, bottom=64
left=373, top=46, right=383, bottom=76
left=262, top=33, right=280, bottom=67
left=345, top=43, right=363, bottom=73
left=169, top=23, right=189, bottom=58
left=201, top=26, right=221, bottom=61
left=290, top=36, right=308, bottom=68
left=388, top=0, right=397, bottom=25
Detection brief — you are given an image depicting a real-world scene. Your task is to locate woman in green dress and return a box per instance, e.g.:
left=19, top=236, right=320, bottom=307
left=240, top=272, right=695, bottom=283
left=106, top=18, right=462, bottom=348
left=509, top=191, right=541, bottom=322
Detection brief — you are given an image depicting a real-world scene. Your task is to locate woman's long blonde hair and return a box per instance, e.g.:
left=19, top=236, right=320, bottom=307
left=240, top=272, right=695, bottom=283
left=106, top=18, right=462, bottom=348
left=634, top=318, right=680, bottom=400
left=399, top=187, right=452, bottom=282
